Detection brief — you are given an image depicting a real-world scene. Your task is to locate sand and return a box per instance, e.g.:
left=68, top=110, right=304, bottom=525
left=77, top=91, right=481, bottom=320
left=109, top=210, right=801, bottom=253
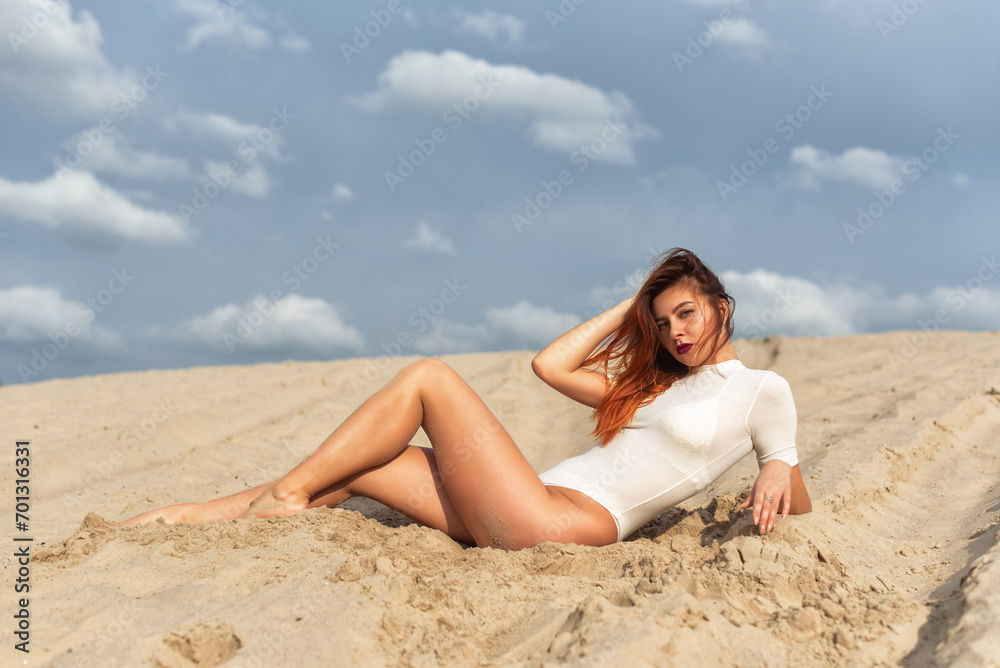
left=1, top=330, right=998, bottom=667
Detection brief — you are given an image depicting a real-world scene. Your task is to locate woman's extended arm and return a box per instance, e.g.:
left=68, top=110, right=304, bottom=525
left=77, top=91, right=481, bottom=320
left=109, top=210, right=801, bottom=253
left=531, top=294, right=636, bottom=408
left=740, top=461, right=812, bottom=534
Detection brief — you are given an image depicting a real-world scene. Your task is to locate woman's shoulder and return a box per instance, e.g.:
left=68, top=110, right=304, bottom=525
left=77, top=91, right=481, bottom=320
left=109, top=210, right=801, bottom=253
left=717, top=359, right=779, bottom=381
left=727, top=362, right=792, bottom=400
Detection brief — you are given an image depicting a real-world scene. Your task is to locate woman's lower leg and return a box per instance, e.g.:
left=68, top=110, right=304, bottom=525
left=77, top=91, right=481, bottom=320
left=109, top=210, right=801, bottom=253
left=241, top=362, right=430, bottom=518
left=116, top=481, right=271, bottom=526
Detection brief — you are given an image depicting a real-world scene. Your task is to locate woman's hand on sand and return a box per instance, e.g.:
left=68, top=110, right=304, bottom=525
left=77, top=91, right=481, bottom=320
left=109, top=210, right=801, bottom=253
left=741, top=460, right=793, bottom=534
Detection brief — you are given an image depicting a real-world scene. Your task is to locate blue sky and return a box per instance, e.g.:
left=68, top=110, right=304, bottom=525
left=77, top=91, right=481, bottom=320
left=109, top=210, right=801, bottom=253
left=0, top=0, right=997, bottom=385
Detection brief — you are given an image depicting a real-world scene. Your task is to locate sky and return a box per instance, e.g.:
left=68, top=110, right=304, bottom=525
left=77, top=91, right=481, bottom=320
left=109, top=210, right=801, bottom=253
left=0, top=0, right=997, bottom=386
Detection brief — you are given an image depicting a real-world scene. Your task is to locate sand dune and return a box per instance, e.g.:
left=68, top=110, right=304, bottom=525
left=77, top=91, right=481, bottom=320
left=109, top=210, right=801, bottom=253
left=2, top=330, right=998, bottom=667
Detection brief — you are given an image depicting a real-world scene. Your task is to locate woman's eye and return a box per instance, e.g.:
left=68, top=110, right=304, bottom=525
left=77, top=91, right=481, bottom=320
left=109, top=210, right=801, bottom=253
left=681, top=309, right=694, bottom=317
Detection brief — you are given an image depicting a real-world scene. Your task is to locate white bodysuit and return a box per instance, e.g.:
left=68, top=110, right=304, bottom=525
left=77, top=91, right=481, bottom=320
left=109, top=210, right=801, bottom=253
left=537, top=359, right=799, bottom=542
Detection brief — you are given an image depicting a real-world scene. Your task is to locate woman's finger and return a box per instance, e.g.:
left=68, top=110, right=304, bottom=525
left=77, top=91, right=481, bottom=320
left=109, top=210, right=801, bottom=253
left=761, top=487, right=778, bottom=533
left=752, top=489, right=765, bottom=525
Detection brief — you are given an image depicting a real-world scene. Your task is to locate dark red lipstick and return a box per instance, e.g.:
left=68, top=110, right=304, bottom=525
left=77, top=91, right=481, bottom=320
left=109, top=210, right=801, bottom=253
left=677, top=343, right=693, bottom=354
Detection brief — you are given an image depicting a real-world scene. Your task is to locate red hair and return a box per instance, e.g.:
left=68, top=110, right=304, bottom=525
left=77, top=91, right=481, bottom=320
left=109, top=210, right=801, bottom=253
left=583, top=248, right=735, bottom=445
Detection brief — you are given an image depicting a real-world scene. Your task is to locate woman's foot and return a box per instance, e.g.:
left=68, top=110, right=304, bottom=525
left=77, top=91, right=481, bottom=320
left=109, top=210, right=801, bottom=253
left=238, top=483, right=310, bottom=520
left=114, top=503, right=192, bottom=527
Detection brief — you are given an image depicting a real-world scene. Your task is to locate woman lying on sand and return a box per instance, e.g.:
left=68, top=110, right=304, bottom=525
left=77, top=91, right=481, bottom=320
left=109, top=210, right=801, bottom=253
left=119, top=248, right=811, bottom=548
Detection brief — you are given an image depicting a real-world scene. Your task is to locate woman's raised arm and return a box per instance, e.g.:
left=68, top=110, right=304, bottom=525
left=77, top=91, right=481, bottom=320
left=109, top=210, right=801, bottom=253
left=531, top=294, right=636, bottom=408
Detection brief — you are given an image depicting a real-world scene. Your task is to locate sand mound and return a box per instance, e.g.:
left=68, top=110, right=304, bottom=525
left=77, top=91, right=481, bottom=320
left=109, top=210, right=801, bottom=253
left=2, top=330, right=998, bottom=666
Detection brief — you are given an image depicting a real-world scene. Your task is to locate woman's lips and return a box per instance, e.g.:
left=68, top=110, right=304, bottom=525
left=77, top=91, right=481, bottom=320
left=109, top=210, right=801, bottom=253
left=677, top=343, right=693, bottom=354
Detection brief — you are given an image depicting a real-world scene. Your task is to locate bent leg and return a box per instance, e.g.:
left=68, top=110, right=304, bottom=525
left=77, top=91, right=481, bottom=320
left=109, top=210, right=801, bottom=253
left=408, top=360, right=616, bottom=549
left=307, top=445, right=476, bottom=545
left=254, top=358, right=614, bottom=548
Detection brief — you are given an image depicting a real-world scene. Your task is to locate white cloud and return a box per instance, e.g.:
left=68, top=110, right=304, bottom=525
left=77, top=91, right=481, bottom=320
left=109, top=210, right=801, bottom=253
left=722, top=266, right=1000, bottom=338
left=412, top=300, right=582, bottom=353
left=951, top=173, right=973, bottom=188
left=717, top=18, right=772, bottom=50
left=164, top=109, right=292, bottom=197
left=331, top=183, right=354, bottom=202
left=0, top=0, right=140, bottom=119
left=786, top=145, right=905, bottom=191
left=413, top=318, right=492, bottom=355
left=279, top=32, right=311, bottom=53
left=409, top=263, right=1000, bottom=355
left=723, top=269, right=858, bottom=337
left=352, top=50, right=657, bottom=164
left=57, top=132, right=191, bottom=180
left=0, top=170, right=190, bottom=243
left=172, top=1, right=309, bottom=53
left=163, top=110, right=289, bottom=162
left=486, top=301, right=582, bottom=345
left=172, top=293, right=365, bottom=354
left=0, top=285, right=119, bottom=348
left=404, top=221, right=457, bottom=255
left=203, top=159, right=270, bottom=197
left=173, top=0, right=270, bottom=51
left=455, top=10, right=526, bottom=44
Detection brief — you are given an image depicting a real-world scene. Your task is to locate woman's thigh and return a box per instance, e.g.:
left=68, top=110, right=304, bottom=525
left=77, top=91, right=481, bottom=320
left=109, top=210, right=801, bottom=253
left=402, top=358, right=617, bottom=549
left=330, top=444, right=617, bottom=549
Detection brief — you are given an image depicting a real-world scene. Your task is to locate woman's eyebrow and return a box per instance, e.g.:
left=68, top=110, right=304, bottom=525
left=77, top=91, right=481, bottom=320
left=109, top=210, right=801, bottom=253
left=654, top=301, right=693, bottom=323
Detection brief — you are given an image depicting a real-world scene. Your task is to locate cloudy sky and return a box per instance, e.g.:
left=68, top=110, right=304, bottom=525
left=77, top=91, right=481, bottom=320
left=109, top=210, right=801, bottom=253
left=0, top=0, right=996, bottom=385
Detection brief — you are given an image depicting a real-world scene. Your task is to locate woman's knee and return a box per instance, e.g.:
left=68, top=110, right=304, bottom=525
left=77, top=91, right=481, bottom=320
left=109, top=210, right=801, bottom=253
left=397, top=357, right=454, bottom=385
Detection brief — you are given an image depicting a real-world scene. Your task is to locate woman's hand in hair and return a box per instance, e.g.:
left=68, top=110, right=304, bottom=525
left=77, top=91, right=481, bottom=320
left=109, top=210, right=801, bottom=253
left=532, top=295, right=636, bottom=408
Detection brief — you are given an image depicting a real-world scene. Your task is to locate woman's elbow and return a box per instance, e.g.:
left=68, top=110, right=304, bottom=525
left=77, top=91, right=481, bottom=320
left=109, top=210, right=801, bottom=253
left=530, top=355, right=549, bottom=380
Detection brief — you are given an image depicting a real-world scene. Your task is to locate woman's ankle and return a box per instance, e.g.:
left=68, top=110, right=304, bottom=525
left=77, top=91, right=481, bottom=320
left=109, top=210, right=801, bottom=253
left=268, top=481, right=309, bottom=506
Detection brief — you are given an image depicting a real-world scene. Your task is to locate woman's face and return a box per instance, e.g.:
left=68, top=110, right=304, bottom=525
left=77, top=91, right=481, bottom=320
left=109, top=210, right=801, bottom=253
left=651, top=284, right=721, bottom=366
